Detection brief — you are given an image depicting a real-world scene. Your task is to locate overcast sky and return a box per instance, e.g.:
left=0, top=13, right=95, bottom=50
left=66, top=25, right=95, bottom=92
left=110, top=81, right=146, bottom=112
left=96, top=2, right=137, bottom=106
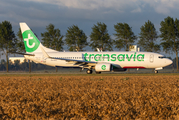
left=1, top=0, right=179, bottom=57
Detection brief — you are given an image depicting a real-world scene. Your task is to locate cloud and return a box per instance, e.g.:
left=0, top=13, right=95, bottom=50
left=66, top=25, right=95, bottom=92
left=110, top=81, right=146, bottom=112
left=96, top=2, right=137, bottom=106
left=18, top=0, right=142, bottom=13
left=0, top=0, right=178, bottom=32
left=131, top=8, right=142, bottom=13
left=19, top=0, right=179, bottom=15
left=144, top=0, right=179, bottom=15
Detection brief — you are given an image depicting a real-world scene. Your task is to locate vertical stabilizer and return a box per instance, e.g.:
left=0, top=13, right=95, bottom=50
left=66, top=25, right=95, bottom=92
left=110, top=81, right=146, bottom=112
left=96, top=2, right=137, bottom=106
left=20, top=23, right=41, bottom=53
left=20, top=22, right=59, bottom=53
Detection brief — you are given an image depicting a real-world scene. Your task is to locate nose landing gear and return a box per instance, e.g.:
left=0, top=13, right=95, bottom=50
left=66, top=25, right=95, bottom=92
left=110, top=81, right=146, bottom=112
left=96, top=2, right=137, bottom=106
left=86, top=69, right=93, bottom=74
left=154, top=70, right=158, bottom=74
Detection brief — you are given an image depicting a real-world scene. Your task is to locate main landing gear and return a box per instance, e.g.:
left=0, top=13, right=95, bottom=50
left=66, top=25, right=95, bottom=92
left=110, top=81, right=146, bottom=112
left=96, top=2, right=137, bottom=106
left=86, top=69, right=102, bottom=74
left=86, top=69, right=93, bottom=74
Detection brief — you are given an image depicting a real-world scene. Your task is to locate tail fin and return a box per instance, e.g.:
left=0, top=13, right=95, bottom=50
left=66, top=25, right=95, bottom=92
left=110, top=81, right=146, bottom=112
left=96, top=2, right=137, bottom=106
left=20, top=22, right=59, bottom=53
left=20, top=23, right=41, bottom=53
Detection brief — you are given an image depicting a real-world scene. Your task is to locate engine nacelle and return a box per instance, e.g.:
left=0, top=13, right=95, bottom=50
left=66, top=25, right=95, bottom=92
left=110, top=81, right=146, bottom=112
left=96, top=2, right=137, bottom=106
left=95, top=63, right=113, bottom=72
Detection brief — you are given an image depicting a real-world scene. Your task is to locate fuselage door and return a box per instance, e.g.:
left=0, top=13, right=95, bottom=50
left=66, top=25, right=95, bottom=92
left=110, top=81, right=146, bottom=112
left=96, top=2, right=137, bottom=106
left=150, top=54, right=154, bottom=63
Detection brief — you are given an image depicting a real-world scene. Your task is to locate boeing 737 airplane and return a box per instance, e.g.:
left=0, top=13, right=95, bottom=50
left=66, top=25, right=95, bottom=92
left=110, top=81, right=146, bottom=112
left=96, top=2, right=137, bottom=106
left=18, top=23, right=172, bottom=74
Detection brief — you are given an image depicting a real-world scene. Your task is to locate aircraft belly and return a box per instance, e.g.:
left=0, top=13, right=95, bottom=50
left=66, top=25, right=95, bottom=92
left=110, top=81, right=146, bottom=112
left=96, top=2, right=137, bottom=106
left=115, top=61, right=147, bottom=68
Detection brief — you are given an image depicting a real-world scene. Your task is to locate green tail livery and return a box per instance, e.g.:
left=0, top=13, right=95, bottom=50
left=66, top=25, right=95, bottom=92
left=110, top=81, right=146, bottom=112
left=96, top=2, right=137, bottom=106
left=22, top=30, right=40, bottom=53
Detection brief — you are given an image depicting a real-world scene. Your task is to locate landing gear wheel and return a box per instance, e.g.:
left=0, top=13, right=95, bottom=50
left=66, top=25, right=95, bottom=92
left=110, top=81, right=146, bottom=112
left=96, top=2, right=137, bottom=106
left=86, top=69, right=92, bottom=74
left=154, top=70, right=158, bottom=74
left=96, top=72, right=101, bottom=74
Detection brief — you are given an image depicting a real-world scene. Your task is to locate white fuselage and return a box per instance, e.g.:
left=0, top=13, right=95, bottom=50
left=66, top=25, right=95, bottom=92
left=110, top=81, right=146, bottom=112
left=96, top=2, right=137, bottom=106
left=19, top=23, right=173, bottom=73
left=24, top=51, right=172, bottom=70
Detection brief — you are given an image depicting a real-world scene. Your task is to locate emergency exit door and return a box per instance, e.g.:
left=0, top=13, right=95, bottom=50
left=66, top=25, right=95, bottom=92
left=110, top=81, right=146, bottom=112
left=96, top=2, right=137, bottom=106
left=150, top=54, right=154, bottom=63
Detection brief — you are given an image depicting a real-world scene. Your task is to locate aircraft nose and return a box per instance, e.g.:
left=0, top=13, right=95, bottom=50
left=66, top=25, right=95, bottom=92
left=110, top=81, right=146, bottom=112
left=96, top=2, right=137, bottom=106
left=166, top=59, right=173, bottom=65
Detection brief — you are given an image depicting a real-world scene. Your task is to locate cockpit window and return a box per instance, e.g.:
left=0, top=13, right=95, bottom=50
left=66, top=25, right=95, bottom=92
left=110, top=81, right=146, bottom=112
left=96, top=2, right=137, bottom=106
left=158, top=56, right=166, bottom=59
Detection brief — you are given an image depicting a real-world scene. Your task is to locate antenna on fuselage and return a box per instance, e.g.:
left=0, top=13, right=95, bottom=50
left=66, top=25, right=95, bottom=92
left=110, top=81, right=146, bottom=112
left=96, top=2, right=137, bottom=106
left=96, top=48, right=103, bottom=52
left=138, top=47, right=140, bottom=52
left=97, top=48, right=100, bottom=52
left=100, top=48, right=103, bottom=52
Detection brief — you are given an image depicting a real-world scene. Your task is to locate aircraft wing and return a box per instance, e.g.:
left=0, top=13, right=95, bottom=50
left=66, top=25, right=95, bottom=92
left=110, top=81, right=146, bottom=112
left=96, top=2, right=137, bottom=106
left=51, top=57, right=97, bottom=66
left=40, top=46, right=96, bottom=66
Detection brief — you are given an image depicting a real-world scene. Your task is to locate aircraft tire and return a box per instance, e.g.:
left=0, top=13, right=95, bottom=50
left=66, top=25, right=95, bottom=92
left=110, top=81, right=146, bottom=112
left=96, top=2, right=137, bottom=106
left=154, top=70, right=158, bottom=74
left=86, top=69, right=92, bottom=74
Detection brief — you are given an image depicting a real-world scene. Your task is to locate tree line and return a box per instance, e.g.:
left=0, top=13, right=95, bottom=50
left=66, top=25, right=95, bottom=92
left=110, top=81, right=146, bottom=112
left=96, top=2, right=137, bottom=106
left=0, top=59, right=54, bottom=72
left=0, top=16, right=179, bottom=72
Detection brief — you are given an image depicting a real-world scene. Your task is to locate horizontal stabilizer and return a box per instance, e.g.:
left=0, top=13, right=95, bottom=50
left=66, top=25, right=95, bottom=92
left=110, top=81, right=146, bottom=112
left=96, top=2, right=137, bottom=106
left=8, top=51, right=35, bottom=56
